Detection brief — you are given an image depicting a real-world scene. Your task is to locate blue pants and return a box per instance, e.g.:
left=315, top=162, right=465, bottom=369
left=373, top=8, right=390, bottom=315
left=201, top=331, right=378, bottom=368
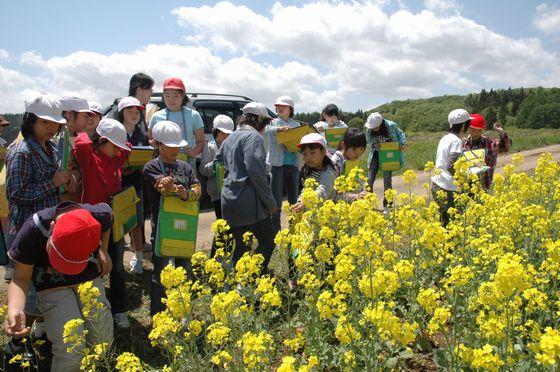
left=368, top=156, right=393, bottom=207
left=270, top=165, right=299, bottom=234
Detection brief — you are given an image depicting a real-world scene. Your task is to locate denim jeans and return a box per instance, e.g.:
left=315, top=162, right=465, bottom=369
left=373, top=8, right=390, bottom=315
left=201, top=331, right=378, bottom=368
left=368, top=156, right=393, bottom=207
left=270, top=165, right=299, bottom=234
left=107, top=236, right=127, bottom=314
left=230, top=217, right=275, bottom=275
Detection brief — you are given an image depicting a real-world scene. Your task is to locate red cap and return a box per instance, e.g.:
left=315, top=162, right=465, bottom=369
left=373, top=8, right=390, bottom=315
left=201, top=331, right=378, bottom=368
left=163, top=77, right=186, bottom=92
left=49, top=209, right=102, bottom=275
left=469, top=114, right=486, bottom=130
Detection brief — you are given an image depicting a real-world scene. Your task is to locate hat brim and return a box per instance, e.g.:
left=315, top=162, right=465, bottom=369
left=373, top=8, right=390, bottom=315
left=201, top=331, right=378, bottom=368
left=364, top=122, right=381, bottom=130
left=48, top=246, right=88, bottom=276
left=37, top=114, right=67, bottom=125
left=216, top=128, right=233, bottom=134
left=104, top=137, right=131, bottom=151
left=119, top=105, right=145, bottom=112
left=163, top=86, right=185, bottom=92
left=160, top=139, right=189, bottom=148
left=274, top=103, right=293, bottom=108
left=298, top=141, right=326, bottom=149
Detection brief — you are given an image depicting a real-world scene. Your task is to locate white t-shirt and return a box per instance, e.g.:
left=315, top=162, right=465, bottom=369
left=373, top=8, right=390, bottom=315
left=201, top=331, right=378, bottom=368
left=431, top=133, right=463, bottom=191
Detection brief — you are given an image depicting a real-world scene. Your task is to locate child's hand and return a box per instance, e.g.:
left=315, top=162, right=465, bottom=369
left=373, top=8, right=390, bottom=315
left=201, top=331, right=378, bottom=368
left=157, top=177, right=174, bottom=194
left=317, top=126, right=326, bottom=133
left=292, top=202, right=305, bottom=213
left=66, top=172, right=80, bottom=193
left=277, top=126, right=291, bottom=132
left=175, top=185, right=189, bottom=200
left=52, top=171, right=70, bottom=187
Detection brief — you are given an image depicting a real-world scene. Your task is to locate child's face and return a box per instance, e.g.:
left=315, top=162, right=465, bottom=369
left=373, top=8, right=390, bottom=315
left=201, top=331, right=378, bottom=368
left=99, top=141, right=122, bottom=158
left=163, top=89, right=184, bottom=112
left=344, top=146, right=366, bottom=161
left=84, top=114, right=101, bottom=138
left=468, top=126, right=483, bottom=140
left=69, top=111, right=94, bottom=134
left=324, top=114, right=338, bottom=126
left=123, top=106, right=141, bottom=126
left=159, top=143, right=180, bottom=161
left=33, top=118, right=61, bottom=142
left=135, top=86, right=153, bottom=106
left=216, top=131, right=229, bottom=145
left=301, top=145, right=326, bottom=169
left=276, top=105, right=291, bottom=119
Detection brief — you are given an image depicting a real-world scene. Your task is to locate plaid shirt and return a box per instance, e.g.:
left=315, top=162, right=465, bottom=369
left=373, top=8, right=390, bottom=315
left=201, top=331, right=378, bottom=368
left=463, top=132, right=511, bottom=189
left=6, top=138, right=60, bottom=232
left=265, top=117, right=301, bottom=167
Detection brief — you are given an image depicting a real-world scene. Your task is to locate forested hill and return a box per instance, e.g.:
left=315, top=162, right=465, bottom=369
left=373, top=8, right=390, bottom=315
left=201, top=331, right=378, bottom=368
left=295, top=87, right=560, bottom=132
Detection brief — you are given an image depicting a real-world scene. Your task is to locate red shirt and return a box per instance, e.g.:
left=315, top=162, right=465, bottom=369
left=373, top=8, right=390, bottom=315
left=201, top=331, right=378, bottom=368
left=73, top=132, right=130, bottom=205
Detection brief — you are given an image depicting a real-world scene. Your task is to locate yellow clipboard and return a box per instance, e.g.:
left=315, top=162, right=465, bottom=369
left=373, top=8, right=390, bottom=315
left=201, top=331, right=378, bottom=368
left=126, top=146, right=154, bottom=168
left=111, top=186, right=140, bottom=242
left=276, top=125, right=316, bottom=153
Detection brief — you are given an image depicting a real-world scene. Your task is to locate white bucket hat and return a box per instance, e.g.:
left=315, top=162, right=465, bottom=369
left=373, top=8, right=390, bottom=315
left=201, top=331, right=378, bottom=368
left=365, top=112, right=383, bottom=130
left=152, top=120, right=189, bottom=148
left=213, top=115, right=234, bottom=134
left=274, top=96, right=294, bottom=108
left=96, top=119, right=130, bottom=151
left=118, top=96, right=145, bottom=112
left=448, top=109, right=473, bottom=126
left=298, top=133, right=327, bottom=150
left=242, top=102, right=271, bottom=118
left=25, top=93, right=67, bottom=124
left=60, top=95, right=94, bottom=114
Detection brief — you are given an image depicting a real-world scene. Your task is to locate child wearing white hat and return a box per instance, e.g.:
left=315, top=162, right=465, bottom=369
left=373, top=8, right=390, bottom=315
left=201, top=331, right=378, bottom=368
left=199, top=115, right=234, bottom=223
left=431, top=108, right=471, bottom=226
left=292, top=133, right=338, bottom=212
left=364, top=112, right=406, bottom=208
left=265, top=96, right=301, bottom=234
left=73, top=118, right=132, bottom=329
left=143, top=120, right=201, bottom=316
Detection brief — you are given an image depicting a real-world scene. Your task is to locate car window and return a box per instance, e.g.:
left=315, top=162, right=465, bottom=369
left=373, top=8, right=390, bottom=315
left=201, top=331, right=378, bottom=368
left=193, top=101, right=235, bottom=134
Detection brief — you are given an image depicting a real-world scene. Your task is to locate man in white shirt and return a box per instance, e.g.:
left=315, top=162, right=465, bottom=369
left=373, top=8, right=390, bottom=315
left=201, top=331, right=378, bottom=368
left=431, top=109, right=471, bottom=226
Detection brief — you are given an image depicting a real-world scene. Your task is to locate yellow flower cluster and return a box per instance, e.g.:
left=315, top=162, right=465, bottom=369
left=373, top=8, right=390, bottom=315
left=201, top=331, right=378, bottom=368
left=115, top=352, right=143, bottom=372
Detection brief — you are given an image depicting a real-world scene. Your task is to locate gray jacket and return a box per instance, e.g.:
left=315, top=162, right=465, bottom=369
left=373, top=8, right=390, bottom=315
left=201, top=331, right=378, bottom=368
left=216, top=125, right=275, bottom=227
left=199, top=141, right=220, bottom=202
left=298, top=165, right=338, bottom=202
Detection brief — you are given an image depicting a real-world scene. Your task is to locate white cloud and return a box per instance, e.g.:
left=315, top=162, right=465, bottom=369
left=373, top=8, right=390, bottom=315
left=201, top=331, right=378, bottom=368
left=0, top=49, right=9, bottom=61
left=424, top=0, right=461, bottom=13
left=1, top=1, right=558, bottom=113
left=535, top=3, right=560, bottom=35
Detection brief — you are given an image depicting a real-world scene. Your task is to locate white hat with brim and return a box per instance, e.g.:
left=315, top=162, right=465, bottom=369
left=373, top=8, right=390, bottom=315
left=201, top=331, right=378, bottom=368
left=96, top=119, right=130, bottom=151
left=448, top=109, right=473, bottom=127
left=118, top=96, right=145, bottom=112
left=88, top=101, right=104, bottom=115
left=152, top=120, right=189, bottom=148
left=213, top=115, right=234, bottom=134
left=60, top=95, right=94, bottom=114
left=274, top=95, right=294, bottom=108
left=25, top=93, right=67, bottom=124
left=365, top=112, right=383, bottom=129
left=298, top=133, right=327, bottom=150
left=242, top=102, right=271, bottom=119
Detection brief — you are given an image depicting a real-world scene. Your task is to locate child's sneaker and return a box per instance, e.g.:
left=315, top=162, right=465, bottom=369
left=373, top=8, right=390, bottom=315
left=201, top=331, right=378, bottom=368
left=113, top=313, right=130, bottom=330
left=129, top=256, right=143, bottom=274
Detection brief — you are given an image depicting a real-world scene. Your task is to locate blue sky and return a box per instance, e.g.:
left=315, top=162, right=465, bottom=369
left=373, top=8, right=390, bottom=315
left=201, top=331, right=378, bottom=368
left=1, top=0, right=559, bottom=112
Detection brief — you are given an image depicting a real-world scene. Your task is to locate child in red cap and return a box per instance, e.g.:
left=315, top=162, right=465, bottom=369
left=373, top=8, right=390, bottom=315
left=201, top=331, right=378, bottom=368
left=74, top=118, right=132, bottom=330
left=5, top=202, right=114, bottom=371
left=463, top=114, right=511, bottom=189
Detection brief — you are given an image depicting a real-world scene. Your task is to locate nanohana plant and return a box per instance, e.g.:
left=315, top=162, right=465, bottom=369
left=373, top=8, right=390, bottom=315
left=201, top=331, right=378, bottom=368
left=6, top=152, right=560, bottom=371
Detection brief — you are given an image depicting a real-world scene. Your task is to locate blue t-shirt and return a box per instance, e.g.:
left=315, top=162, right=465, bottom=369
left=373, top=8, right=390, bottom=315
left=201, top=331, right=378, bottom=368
left=283, top=151, right=296, bottom=166
left=149, top=108, right=204, bottom=150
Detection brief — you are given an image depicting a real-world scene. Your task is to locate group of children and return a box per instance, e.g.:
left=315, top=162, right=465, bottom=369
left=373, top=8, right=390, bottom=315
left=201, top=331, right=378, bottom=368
left=1, top=71, right=509, bottom=371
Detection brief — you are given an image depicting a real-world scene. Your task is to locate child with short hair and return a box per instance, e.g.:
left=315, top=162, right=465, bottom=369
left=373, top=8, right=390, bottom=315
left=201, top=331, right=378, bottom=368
left=73, top=118, right=132, bottom=329
left=331, top=128, right=368, bottom=202
left=5, top=202, right=114, bottom=371
left=431, top=109, right=471, bottom=226
left=117, top=97, right=148, bottom=274
left=313, top=104, right=348, bottom=154
left=143, top=120, right=201, bottom=315
left=292, top=133, right=338, bottom=212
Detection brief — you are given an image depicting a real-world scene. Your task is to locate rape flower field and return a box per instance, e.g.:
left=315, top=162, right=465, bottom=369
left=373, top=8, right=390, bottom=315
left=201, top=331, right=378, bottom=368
left=3, top=152, right=560, bottom=371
